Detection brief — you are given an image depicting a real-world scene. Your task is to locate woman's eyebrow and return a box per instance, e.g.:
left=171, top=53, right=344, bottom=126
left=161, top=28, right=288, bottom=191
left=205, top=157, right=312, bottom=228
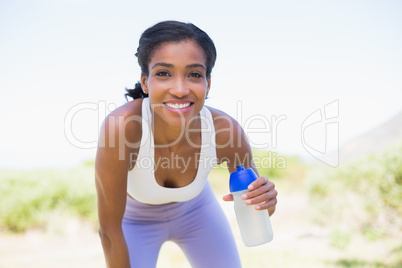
left=151, top=62, right=206, bottom=70
left=151, top=62, right=173, bottom=70
left=186, top=63, right=206, bottom=70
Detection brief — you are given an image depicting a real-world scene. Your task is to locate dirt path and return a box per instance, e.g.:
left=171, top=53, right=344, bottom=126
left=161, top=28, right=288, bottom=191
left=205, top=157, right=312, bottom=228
left=0, top=220, right=104, bottom=268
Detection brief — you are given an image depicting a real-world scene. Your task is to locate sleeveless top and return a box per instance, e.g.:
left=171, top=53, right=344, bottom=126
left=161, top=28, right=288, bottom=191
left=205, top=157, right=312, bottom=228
left=127, top=98, right=218, bottom=205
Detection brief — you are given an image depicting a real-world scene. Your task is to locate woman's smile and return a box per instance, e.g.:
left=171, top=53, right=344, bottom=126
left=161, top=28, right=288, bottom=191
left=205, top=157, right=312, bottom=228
left=164, top=100, right=194, bottom=114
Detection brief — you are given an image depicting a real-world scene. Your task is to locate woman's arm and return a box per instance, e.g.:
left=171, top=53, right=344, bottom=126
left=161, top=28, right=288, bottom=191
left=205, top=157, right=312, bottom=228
left=211, top=107, right=278, bottom=216
left=95, top=101, right=141, bottom=267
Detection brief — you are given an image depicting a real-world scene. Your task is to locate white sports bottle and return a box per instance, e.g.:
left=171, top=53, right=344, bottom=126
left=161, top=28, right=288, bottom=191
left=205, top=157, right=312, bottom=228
left=230, top=164, right=274, bottom=247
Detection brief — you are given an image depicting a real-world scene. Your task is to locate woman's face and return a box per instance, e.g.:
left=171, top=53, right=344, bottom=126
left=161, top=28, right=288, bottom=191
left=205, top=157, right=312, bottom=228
left=141, top=40, right=211, bottom=128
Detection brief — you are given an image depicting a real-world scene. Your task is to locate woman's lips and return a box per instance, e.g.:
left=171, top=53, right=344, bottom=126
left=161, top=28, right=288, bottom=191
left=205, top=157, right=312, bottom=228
left=163, top=102, right=194, bottom=114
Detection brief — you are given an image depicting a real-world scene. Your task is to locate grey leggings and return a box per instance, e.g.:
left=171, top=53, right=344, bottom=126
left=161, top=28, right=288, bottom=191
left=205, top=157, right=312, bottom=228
left=122, top=182, right=242, bottom=268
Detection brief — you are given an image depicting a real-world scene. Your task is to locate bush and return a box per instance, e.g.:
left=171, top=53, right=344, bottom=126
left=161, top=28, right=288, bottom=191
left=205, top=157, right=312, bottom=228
left=0, top=165, right=97, bottom=233
left=306, top=143, right=402, bottom=238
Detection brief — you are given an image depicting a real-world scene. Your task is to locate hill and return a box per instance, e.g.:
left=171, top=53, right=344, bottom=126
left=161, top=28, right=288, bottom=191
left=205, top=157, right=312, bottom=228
left=338, top=111, right=402, bottom=163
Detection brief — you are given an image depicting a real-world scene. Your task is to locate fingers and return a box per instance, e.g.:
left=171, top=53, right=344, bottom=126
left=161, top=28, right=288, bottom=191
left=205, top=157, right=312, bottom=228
left=247, top=176, right=268, bottom=191
left=223, top=177, right=278, bottom=212
left=242, top=176, right=278, bottom=211
left=243, top=177, right=274, bottom=199
left=254, top=195, right=278, bottom=211
left=222, top=194, right=234, bottom=202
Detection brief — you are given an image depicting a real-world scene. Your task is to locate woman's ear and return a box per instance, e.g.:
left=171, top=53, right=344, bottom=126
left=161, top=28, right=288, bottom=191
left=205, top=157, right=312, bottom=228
left=206, top=77, right=211, bottom=98
left=141, top=73, right=148, bottom=94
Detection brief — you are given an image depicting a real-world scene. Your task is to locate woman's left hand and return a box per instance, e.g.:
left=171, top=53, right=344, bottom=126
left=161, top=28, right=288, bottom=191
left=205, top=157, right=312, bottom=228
left=223, top=176, right=277, bottom=216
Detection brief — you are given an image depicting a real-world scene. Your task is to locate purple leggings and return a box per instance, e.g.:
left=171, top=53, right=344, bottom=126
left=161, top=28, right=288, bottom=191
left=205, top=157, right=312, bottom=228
left=122, top=182, right=242, bottom=268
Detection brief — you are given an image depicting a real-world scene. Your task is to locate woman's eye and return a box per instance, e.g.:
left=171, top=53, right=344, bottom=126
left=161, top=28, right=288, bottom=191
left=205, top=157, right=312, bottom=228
left=189, top=72, right=202, bottom=78
left=156, top=71, right=170, bottom=77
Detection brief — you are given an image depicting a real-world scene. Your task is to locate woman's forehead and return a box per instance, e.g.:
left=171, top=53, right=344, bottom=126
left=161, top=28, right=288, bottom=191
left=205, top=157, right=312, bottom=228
left=149, top=40, right=207, bottom=67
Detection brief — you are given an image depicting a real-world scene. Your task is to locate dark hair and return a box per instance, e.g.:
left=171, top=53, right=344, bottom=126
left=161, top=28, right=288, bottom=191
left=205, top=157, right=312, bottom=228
left=125, top=20, right=217, bottom=101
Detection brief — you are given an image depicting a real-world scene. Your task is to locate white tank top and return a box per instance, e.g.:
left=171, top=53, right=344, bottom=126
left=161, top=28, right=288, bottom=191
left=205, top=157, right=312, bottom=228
left=127, top=98, right=217, bottom=205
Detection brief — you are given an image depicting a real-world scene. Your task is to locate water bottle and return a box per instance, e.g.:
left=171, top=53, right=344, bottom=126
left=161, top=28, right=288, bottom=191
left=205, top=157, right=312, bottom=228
left=229, top=164, right=274, bottom=247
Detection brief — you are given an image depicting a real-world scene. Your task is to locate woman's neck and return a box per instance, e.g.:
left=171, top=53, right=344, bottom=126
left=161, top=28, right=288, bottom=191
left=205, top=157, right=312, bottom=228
left=152, top=114, right=201, bottom=151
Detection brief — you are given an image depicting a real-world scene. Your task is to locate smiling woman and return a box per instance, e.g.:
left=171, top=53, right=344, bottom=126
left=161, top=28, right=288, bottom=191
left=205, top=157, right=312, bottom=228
left=95, top=20, right=278, bottom=268
left=142, top=40, right=210, bottom=129
left=125, top=20, right=216, bottom=102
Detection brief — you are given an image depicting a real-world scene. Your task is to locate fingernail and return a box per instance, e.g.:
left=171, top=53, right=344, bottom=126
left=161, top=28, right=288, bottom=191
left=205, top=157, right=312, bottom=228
left=248, top=185, right=254, bottom=190
left=255, top=205, right=260, bottom=210
left=245, top=200, right=251, bottom=205
left=241, top=194, right=247, bottom=199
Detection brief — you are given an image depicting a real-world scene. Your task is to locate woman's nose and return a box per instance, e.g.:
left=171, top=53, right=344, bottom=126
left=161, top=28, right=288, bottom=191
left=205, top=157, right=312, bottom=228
left=169, top=78, right=190, bottom=98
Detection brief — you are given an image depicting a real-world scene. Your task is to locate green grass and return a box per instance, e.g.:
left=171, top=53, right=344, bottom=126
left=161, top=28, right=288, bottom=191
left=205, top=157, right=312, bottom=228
left=333, top=259, right=399, bottom=268
left=0, top=164, right=97, bottom=233
left=306, top=142, right=402, bottom=241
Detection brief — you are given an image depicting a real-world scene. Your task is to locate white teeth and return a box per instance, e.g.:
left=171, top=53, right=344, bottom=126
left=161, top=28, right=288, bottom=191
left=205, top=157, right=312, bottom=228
left=165, top=102, right=191, bottom=109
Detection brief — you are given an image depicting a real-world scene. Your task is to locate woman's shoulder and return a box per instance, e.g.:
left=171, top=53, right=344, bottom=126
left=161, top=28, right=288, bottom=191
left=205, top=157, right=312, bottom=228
left=205, top=105, right=245, bottom=145
left=109, top=98, right=143, bottom=119
left=101, top=98, right=144, bottom=142
left=205, top=105, right=240, bottom=130
left=205, top=105, right=250, bottom=165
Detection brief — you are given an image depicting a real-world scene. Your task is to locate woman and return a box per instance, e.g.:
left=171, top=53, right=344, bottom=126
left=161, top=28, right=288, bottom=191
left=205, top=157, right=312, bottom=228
left=95, top=20, right=278, bottom=268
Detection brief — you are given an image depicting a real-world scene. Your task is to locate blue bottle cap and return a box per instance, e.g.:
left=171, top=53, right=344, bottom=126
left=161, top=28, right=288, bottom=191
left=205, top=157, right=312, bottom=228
left=229, top=164, right=258, bottom=192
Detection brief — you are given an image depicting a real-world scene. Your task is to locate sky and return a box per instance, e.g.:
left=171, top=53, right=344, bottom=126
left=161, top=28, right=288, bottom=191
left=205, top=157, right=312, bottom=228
left=0, top=0, right=401, bottom=169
